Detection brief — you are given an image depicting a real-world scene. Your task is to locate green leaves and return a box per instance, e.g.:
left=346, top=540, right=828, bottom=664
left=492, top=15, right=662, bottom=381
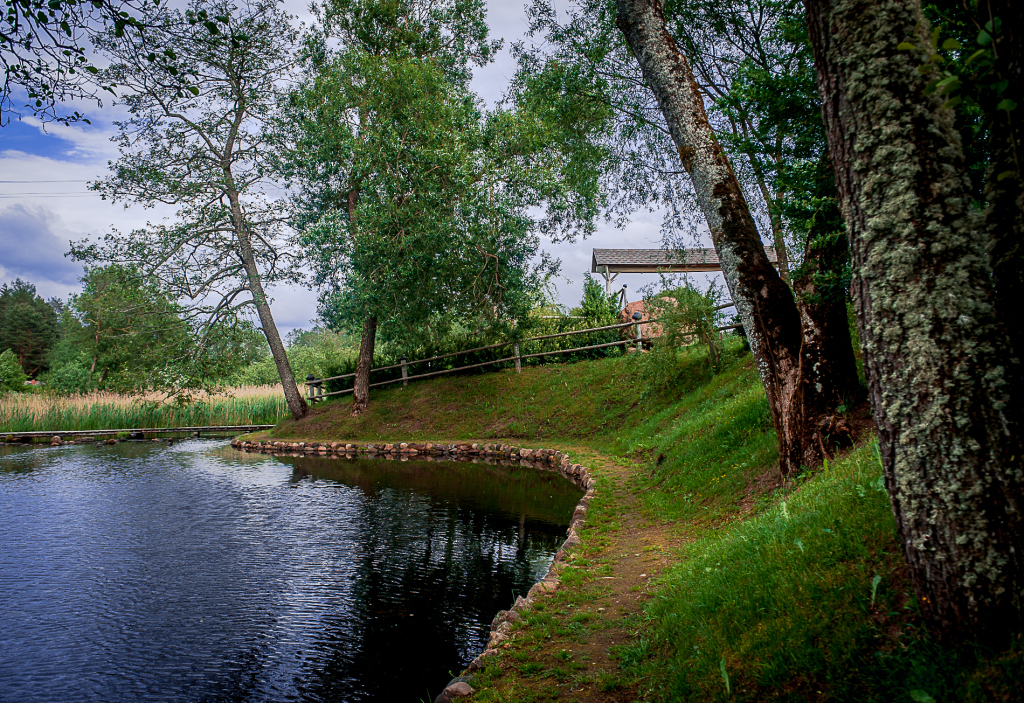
left=290, top=5, right=591, bottom=346
left=976, top=18, right=1000, bottom=48
left=1, top=0, right=227, bottom=124
left=71, top=1, right=302, bottom=396
left=870, top=574, right=882, bottom=607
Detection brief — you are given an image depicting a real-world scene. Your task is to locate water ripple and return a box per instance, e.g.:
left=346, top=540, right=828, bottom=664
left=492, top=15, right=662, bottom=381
left=0, top=439, right=580, bottom=702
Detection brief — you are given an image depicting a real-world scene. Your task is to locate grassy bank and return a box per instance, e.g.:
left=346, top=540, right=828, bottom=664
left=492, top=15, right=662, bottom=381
left=0, top=385, right=288, bottom=432
left=257, top=344, right=1021, bottom=701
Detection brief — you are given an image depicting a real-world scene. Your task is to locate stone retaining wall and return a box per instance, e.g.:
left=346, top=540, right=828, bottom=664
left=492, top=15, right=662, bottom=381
left=230, top=437, right=596, bottom=697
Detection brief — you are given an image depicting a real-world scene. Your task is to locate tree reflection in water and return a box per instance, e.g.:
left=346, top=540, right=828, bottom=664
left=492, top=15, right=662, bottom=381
left=0, top=442, right=581, bottom=703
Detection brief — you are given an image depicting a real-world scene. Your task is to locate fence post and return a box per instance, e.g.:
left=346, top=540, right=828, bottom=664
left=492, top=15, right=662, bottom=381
left=632, top=311, right=643, bottom=352
left=512, top=319, right=522, bottom=373
left=305, top=374, right=321, bottom=403
left=401, top=354, right=408, bottom=387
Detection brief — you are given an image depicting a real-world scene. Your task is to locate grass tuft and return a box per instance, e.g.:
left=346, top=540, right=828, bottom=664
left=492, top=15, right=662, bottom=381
left=0, top=385, right=287, bottom=432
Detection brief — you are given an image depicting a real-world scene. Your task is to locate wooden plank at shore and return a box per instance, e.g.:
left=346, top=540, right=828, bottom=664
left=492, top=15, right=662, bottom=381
left=4, top=425, right=275, bottom=439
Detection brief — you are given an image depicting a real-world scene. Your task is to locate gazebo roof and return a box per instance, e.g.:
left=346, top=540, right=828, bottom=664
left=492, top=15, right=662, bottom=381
left=591, top=247, right=778, bottom=273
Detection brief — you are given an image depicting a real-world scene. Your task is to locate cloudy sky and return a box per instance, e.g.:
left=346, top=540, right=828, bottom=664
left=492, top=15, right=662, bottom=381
left=0, top=1, right=699, bottom=336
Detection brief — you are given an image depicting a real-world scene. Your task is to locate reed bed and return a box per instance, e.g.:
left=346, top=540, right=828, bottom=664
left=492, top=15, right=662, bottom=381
left=0, top=385, right=288, bottom=433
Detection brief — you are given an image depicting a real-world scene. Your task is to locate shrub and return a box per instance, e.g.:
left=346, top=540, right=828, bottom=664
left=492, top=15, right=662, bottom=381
left=645, top=279, right=726, bottom=367
left=46, top=360, right=95, bottom=395
left=0, top=349, right=27, bottom=392
left=631, top=280, right=727, bottom=397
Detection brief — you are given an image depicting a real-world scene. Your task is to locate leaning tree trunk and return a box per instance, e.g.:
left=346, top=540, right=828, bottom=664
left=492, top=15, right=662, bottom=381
left=239, top=247, right=308, bottom=421
left=351, top=313, right=377, bottom=416
left=615, top=0, right=808, bottom=475
left=803, top=0, right=1024, bottom=641
left=228, top=195, right=308, bottom=421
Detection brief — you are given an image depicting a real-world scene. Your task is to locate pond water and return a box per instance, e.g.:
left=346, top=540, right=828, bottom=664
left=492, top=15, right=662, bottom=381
left=0, top=439, right=582, bottom=702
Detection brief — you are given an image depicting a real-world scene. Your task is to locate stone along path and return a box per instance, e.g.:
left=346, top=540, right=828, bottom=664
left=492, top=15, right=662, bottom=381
left=462, top=448, right=687, bottom=703
left=231, top=437, right=685, bottom=703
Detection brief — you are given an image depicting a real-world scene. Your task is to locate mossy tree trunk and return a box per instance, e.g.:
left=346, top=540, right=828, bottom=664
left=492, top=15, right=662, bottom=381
left=803, top=0, right=1024, bottom=641
left=616, top=0, right=854, bottom=475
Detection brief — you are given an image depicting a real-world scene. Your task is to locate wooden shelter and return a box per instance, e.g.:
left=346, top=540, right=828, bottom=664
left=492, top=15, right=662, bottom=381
left=591, top=247, right=778, bottom=292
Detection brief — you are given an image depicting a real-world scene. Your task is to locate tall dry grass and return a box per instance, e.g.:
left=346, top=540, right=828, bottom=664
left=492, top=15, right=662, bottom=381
left=0, top=385, right=288, bottom=433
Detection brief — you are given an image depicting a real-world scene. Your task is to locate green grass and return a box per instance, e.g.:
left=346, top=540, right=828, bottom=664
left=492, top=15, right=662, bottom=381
left=624, top=445, right=1024, bottom=702
left=612, top=352, right=778, bottom=523
left=270, top=337, right=755, bottom=446
left=636, top=446, right=904, bottom=700
left=260, top=340, right=1023, bottom=701
left=0, top=394, right=288, bottom=433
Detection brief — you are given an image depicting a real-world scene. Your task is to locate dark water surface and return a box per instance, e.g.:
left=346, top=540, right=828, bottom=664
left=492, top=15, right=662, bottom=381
left=0, top=439, right=581, bottom=702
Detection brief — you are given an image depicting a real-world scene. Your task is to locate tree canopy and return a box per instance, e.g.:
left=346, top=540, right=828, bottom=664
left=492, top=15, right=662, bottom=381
left=0, top=0, right=233, bottom=125
left=0, top=278, right=59, bottom=376
left=70, top=0, right=310, bottom=416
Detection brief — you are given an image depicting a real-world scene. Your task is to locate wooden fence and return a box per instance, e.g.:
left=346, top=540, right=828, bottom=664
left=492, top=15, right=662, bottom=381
left=305, top=307, right=743, bottom=402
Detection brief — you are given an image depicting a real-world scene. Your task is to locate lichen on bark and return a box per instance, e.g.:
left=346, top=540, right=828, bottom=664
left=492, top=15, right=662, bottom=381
left=804, top=0, right=1024, bottom=641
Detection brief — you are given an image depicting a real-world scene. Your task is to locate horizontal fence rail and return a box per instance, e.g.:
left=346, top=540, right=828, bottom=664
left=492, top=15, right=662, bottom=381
left=305, top=312, right=744, bottom=402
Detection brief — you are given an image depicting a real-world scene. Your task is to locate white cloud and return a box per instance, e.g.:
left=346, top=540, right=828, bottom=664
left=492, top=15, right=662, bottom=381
left=18, top=115, right=122, bottom=159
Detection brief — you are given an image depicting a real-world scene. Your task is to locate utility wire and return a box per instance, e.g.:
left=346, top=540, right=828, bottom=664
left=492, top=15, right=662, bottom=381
left=0, top=180, right=90, bottom=183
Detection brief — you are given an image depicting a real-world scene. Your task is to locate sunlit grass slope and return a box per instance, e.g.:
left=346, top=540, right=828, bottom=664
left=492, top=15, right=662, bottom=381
left=268, top=344, right=1021, bottom=700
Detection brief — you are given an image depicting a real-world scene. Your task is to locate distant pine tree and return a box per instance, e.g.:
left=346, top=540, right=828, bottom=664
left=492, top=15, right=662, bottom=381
left=0, top=279, right=59, bottom=376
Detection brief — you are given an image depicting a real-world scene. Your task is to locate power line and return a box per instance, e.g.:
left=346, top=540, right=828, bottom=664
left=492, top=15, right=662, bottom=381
left=0, top=180, right=91, bottom=183
left=0, top=194, right=99, bottom=198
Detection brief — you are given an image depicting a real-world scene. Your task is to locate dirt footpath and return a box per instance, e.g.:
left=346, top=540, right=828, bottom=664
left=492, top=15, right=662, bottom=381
left=465, top=448, right=688, bottom=703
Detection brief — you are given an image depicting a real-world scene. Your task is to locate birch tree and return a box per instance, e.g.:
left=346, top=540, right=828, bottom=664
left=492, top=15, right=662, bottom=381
left=72, top=0, right=310, bottom=418
left=612, top=0, right=863, bottom=474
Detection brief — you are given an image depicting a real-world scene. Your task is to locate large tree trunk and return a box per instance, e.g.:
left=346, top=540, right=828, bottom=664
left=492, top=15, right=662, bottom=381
left=803, top=0, right=1024, bottom=641
left=615, top=0, right=809, bottom=475
left=351, top=313, right=377, bottom=416
left=243, top=258, right=308, bottom=421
